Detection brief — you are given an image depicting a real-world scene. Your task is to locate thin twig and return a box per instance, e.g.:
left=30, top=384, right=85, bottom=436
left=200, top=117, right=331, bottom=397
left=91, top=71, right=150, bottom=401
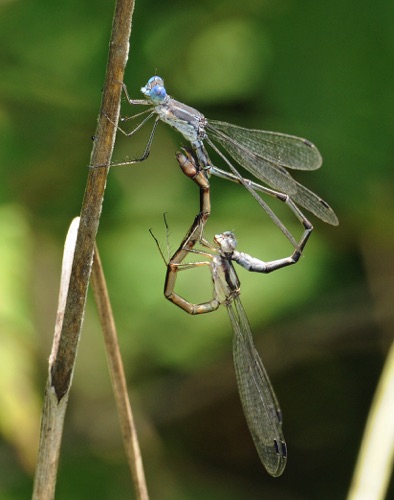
left=91, top=245, right=149, bottom=500
left=33, top=1, right=136, bottom=498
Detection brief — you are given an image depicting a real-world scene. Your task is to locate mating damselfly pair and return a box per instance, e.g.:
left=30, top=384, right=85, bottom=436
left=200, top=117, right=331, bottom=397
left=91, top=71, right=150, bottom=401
left=110, top=76, right=338, bottom=477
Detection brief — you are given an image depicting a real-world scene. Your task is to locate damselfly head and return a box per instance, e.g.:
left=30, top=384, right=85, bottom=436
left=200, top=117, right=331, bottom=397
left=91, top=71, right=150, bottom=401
left=141, top=76, right=167, bottom=104
left=214, top=231, right=238, bottom=254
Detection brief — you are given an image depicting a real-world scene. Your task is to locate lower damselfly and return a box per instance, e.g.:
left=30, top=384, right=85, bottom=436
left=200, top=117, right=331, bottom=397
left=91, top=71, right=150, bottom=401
left=168, top=229, right=289, bottom=477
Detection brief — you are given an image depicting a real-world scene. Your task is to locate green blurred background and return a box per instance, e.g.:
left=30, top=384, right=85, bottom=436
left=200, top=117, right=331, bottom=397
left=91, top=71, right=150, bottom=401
left=0, top=0, right=393, bottom=498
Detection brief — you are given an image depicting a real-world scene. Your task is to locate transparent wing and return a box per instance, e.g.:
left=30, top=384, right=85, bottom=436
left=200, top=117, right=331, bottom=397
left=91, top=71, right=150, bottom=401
left=206, top=121, right=338, bottom=225
left=207, top=123, right=298, bottom=195
left=208, top=120, right=322, bottom=170
left=227, top=296, right=287, bottom=477
left=291, top=178, right=339, bottom=225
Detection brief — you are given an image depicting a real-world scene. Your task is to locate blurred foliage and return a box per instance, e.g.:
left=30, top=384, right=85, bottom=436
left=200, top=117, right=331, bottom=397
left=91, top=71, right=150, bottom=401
left=0, top=0, right=393, bottom=498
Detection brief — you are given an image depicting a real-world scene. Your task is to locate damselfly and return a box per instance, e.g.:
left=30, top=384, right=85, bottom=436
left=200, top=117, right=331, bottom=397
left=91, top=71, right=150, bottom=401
left=114, top=76, right=338, bottom=246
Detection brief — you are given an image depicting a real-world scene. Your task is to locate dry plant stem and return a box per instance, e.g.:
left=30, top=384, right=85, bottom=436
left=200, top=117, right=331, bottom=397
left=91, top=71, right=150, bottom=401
left=91, top=245, right=149, bottom=500
left=347, top=340, right=394, bottom=500
left=33, top=1, right=136, bottom=498
left=33, top=218, right=80, bottom=499
left=51, top=0, right=136, bottom=401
